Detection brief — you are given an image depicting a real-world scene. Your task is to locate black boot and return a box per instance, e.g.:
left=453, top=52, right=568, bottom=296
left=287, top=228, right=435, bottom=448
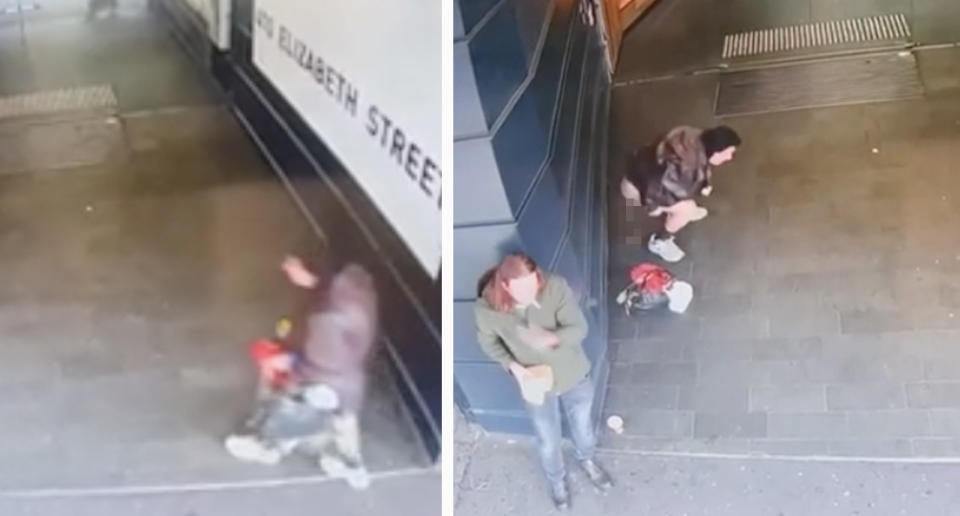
left=549, top=478, right=571, bottom=510
left=580, top=459, right=613, bottom=492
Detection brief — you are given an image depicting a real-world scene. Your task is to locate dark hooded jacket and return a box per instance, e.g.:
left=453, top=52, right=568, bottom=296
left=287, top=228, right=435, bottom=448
left=623, top=126, right=712, bottom=209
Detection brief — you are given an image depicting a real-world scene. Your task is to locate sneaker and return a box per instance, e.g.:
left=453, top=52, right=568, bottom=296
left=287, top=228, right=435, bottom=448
left=320, top=454, right=372, bottom=490
left=224, top=435, right=284, bottom=465
left=648, top=234, right=685, bottom=262
left=580, top=459, right=613, bottom=492
left=549, top=478, right=571, bottom=511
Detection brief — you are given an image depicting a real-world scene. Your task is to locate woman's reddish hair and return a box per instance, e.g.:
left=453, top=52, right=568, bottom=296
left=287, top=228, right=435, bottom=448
left=480, top=253, right=546, bottom=312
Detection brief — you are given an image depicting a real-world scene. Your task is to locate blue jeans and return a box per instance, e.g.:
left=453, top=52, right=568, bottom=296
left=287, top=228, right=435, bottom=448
left=525, top=375, right=597, bottom=484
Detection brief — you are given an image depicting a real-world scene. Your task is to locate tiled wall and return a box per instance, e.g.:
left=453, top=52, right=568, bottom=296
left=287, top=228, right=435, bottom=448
left=454, top=0, right=611, bottom=434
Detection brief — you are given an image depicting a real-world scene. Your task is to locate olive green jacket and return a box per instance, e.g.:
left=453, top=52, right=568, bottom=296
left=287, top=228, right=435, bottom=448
left=474, top=275, right=590, bottom=394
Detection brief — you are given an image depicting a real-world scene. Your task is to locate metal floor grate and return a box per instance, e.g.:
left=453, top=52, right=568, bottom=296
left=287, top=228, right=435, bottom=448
left=722, top=14, right=911, bottom=59
left=0, top=84, right=117, bottom=121
left=715, top=53, right=923, bottom=117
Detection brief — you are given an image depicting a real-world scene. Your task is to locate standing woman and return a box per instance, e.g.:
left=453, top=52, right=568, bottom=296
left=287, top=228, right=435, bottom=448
left=474, top=253, right=613, bottom=510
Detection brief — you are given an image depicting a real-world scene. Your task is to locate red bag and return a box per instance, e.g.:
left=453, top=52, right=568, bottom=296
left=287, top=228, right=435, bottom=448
left=249, top=339, right=293, bottom=389
left=629, top=263, right=674, bottom=295
left=616, top=263, right=675, bottom=315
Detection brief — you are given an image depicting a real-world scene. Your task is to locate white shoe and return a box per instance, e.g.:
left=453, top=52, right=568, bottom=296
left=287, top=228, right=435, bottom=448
left=648, top=234, right=685, bottom=262
left=224, top=434, right=284, bottom=465
left=320, top=455, right=371, bottom=490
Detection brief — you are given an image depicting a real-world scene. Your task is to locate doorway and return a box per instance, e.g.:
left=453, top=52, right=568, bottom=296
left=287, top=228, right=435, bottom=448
left=600, top=0, right=659, bottom=69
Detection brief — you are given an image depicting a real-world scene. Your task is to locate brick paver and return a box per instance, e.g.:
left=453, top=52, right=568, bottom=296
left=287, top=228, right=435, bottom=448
left=604, top=42, right=960, bottom=457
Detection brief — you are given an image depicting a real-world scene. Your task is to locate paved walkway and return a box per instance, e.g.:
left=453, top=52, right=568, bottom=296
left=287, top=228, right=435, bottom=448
left=0, top=0, right=430, bottom=505
left=605, top=1, right=960, bottom=458
left=616, top=0, right=960, bottom=81
left=0, top=469, right=440, bottom=516
left=454, top=431, right=960, bottom=516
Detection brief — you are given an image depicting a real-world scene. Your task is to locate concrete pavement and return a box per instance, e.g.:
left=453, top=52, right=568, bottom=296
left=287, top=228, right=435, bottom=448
left=455, top=431, right=960, bottom=515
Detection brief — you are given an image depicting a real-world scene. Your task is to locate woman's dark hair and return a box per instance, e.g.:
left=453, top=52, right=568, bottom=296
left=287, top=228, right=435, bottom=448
left=701, top=125, right=742, bottom=157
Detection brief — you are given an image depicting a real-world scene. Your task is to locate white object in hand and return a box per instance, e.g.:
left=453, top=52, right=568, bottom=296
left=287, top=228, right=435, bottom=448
left=607, top=415, right=625, bottom=434
left=516, top=365, right=553, bottom=405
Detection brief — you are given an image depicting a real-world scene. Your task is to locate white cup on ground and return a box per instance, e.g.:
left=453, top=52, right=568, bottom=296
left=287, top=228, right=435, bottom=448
left=607, top=415, right=624, bottom=434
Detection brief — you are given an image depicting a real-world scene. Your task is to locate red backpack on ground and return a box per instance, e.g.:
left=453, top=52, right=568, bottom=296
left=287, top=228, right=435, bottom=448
left=615, top=263, right=693, bottom=315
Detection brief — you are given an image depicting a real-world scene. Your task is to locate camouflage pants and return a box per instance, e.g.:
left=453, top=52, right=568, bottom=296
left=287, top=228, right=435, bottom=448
left=229, top=383, right=369, bottom=488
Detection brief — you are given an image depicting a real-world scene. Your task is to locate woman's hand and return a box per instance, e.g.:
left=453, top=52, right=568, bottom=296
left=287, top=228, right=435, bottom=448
left=621, top=177, right=643, bottom=206
left=282, top=255, right=320, bottom=288
left=516, top=324, right=559, bottom=350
